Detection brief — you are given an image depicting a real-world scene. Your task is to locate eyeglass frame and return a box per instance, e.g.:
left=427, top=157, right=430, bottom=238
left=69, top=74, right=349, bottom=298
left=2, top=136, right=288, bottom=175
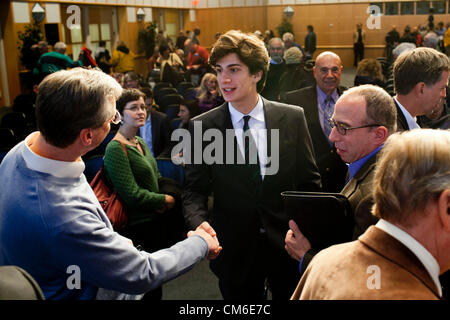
left=123, top=103, right=147, bottom=113
left=328, top=118, right=382, bottom=135
left=110, top=110, right=122, bottom=125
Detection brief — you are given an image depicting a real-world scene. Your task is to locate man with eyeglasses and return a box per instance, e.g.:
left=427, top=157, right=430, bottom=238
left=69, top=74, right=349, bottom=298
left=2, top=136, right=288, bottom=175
left=281, top=51, right=348, bottom=193
left=0, top=68, right=221, bottom=300
left=285, top=85, right=397, bottom=278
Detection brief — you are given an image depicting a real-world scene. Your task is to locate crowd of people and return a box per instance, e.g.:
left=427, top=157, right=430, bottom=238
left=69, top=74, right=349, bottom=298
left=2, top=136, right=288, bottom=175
left=0, top=23, right=449, bottom=302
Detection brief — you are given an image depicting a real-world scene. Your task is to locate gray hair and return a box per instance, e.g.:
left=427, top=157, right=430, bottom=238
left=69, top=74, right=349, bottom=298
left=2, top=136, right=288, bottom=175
left=36, top=68, right=123, bottom=148
left=53, top=42, right=66, bottom=54
left=373, top=129, right=450, bottom=227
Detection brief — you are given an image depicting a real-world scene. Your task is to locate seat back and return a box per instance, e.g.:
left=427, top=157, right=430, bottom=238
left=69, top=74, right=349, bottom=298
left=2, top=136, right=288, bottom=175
left=176, top=82, right=195, bottom=96
left=0, top=112, right=28, bottom=141
left=183, top=87, right=198, bottom=100
left=161, top=104, right=180, bottom=120
left=83, top=155, right=104, bottom=183
left=153, top=82, right=172, bottom=95
left=156, top=157, right=184, bottom=185
left=159, top=93, right=183, bottom=108
left=154, top=87, right=178, bottom=105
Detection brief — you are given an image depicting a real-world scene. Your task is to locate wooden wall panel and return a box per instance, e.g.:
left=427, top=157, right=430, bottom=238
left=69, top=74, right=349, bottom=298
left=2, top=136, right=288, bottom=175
left=194, top=3, right=450, bottom=66
left=193, top=6, right=266, bottom=49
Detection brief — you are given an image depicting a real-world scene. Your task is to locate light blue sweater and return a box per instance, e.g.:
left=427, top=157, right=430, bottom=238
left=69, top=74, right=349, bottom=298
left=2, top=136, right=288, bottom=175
left=0, top=138, right=208, bottom=300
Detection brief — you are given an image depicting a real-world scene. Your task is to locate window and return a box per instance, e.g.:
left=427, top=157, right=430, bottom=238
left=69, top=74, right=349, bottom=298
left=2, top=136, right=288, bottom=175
left=401, top=1, right=415, bottom=15
left=432, top=1, right=446, bottom=14
left=385, top=2, right=399, bottom=15
left=416, top=1, right=431, bottom=14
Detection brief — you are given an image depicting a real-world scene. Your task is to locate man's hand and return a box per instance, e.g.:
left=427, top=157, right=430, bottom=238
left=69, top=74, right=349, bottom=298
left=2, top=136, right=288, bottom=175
left=188, top=225, right=222, bottom=260
left=197, top=221, right=217, bottom=237
left=284, top=220, right=312, bottom=262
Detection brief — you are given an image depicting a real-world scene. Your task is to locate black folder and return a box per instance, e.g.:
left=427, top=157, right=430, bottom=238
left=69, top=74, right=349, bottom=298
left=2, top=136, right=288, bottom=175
left=281, top=191, right=354, bottom=250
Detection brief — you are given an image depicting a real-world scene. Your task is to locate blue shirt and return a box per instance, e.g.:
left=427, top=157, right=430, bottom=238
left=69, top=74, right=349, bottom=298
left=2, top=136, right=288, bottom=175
left=0, top=133, right=208, bottom=299
left=140, top=114, right=154, bottom=156
left=347, top=145, right=382, bottom=182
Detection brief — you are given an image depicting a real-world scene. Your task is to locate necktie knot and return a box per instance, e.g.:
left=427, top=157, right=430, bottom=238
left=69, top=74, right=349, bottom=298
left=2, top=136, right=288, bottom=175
left=243, top=115, right=251, bottom=132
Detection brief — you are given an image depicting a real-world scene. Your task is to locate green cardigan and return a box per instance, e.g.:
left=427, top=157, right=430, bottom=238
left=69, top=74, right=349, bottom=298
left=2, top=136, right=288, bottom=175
left=103, top=137, right=166, bottom=226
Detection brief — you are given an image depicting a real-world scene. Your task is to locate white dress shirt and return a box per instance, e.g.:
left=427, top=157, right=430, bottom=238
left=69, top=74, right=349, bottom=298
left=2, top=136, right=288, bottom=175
left=394, top=97, right=421, bottom=130
left=228, top=95, right=268, bottom=178
left=376, top=219, right=442, bottom=297
left=23, top=132, right=85, bottom=178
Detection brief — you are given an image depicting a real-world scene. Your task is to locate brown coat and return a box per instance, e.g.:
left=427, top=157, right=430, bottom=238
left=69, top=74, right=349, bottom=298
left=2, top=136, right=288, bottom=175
left=291, top=226, right=441, bottom=300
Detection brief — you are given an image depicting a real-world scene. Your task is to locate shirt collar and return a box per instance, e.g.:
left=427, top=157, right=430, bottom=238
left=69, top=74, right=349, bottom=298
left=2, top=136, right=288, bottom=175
left=23, top=132, right=86, bottom=178
left=229, top=95, right=264, bottom=126
left=316, top=86, right=339, bottom=106
left=394, top=97, right=421, bottom=130
left=375, top=219, right=442, bottom=297
left=348, top=145, right=382, bottom=180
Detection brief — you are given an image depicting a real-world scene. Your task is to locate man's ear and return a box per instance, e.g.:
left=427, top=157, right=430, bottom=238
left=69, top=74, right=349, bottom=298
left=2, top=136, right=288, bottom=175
left=414, top=82, right=426, bottom=96
left=437, top=189, right=450, bottom=232
left=79, top=128, right=94, bottom=147
left=373, top=126, right=388, bottom=144
left=252, top=70, right=263, bottom=83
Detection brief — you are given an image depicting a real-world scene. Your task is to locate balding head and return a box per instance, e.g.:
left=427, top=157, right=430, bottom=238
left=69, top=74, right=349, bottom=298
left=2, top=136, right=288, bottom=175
left=313, top=51, right=343, bottom=95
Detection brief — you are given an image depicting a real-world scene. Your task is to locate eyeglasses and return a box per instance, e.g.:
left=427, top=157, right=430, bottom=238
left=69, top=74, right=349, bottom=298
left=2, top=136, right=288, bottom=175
left=110, top=110, right=121, bottom=125
left=318, top=67, right=341, bottom=75
left=124, top=104, right=147, bottom=112
left=328, top=118, right=381, bottom=135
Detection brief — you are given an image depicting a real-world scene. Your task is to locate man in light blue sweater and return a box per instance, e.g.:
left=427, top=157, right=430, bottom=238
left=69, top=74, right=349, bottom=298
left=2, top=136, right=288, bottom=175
left=0, top=68, right=221, bottom=300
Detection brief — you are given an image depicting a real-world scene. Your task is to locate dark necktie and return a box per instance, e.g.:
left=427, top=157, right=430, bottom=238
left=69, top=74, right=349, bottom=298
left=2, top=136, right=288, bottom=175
left=242, top=115, right=261, bottom=181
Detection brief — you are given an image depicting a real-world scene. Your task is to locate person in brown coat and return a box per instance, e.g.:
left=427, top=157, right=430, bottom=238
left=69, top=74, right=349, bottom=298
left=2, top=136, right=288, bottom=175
left=291, top=129, right=450, bottom=300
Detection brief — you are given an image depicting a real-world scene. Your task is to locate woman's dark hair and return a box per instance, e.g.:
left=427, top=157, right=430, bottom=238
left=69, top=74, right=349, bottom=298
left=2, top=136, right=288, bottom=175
left=181, top=99, right=201, bottom=119
left=116, top=89, right=145, bottom=114
left=159, top=44, right=170, bottom=55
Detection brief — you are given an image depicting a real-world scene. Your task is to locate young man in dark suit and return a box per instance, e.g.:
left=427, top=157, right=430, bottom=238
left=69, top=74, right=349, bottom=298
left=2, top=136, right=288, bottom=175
left=181, top=30, right=322, bottom=300
left=280, top=51, right=348, bottom=193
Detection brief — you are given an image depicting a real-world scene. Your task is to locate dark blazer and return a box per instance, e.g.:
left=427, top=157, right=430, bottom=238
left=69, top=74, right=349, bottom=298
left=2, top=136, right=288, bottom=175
left=394, top=100, right=409, bottom=131
left=182, top=98, right=322, bottom=284
left=139, top=110, right=172, bottom=158
left=341, top=152, right=379, bottom=239
left=300, top=152, right=379, bottom=275
left=280, top=85, right=348, bottom=193
left=292, top=226, right=441, bottom=300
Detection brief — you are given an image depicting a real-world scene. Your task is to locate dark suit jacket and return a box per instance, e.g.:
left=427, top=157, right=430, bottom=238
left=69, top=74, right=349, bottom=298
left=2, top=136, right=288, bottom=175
left=300, top=152, right=379, bottom=275
left=182, top=98, right=322, bottom=283
left=139, top=110, right=172, bottom=158
left=292, top=226, right=441, bottom=300
left=341, top=153, right=379, bottom=239
left=280, top=85, right=348, bottom=193
left=394, top=100, right=409, bottom=131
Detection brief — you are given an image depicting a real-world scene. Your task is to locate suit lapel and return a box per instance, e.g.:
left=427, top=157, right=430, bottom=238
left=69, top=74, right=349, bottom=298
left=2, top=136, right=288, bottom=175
left=360, top=226, right=441, bottom=299
left=341, top=153, right=377, bottom=198
left=394, top=100, right=409, bottom=131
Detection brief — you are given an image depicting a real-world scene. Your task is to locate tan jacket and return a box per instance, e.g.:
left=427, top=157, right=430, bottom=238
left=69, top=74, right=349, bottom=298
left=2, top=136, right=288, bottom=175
left=291, top=226, right=441, bottom=300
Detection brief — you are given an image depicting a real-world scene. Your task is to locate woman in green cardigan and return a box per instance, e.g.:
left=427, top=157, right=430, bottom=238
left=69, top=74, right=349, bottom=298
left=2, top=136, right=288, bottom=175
left=103, top=88, right=183, bottom=300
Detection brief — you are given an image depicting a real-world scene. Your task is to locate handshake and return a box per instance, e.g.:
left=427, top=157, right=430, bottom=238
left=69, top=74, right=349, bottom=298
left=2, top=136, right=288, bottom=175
left=187, top=221, right=222, bottom=260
